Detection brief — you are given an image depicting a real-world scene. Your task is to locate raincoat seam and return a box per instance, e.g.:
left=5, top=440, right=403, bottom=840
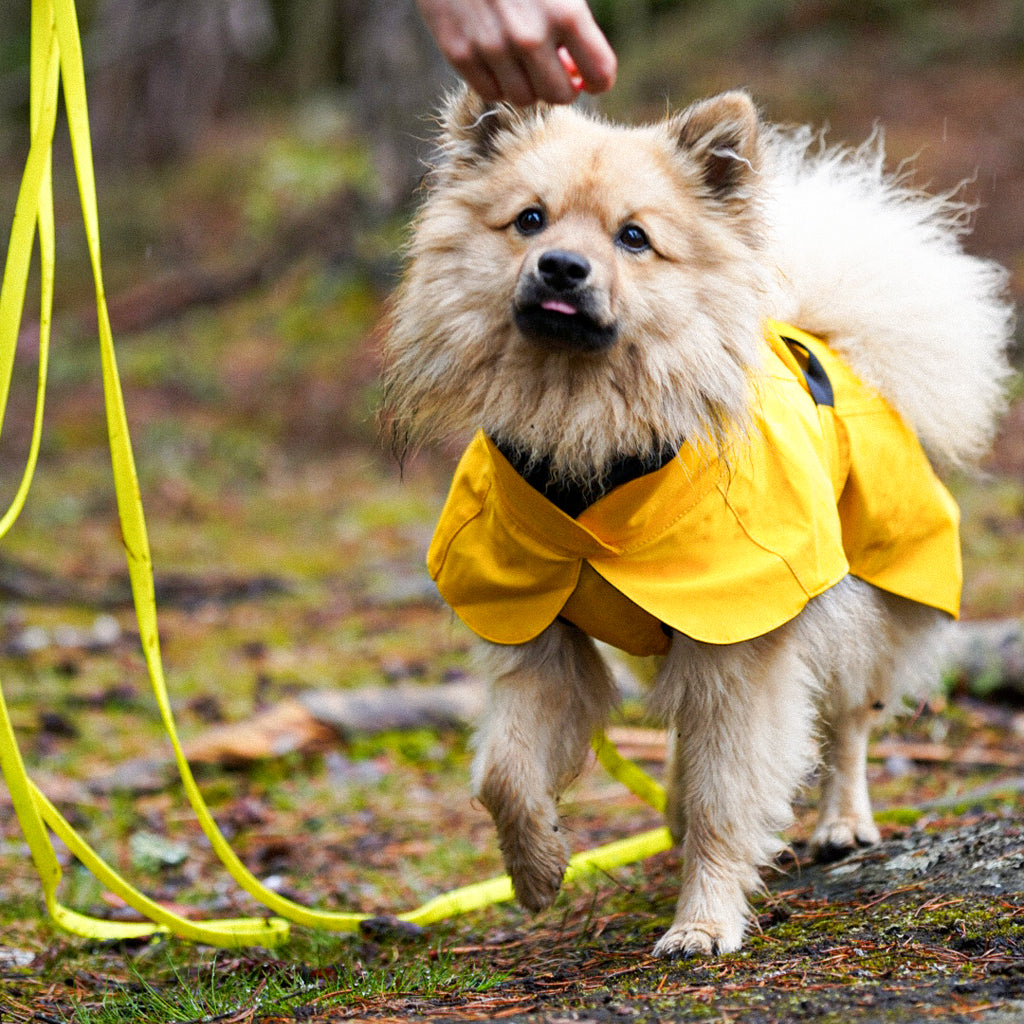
left=591, top=456, right=726, bottom=556
left=715, top=482, right=820, bottom=598
left=428, top=479, right=491, bottom=574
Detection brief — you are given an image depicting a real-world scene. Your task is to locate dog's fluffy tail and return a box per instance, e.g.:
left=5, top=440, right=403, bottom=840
left=765, top=126, right=1015, bottom=467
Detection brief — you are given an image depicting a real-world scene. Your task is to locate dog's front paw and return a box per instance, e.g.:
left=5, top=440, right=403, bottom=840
left=500, top=816, right=570, bottom=913
left=478, top=767, right=571, bottom=913
left=653, top=919, right=743, bottom=959
left=810, top=815, right=881, bottom=863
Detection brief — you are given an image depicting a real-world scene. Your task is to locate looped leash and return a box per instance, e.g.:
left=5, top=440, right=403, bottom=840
left=0, top=0, right=672, bottom=947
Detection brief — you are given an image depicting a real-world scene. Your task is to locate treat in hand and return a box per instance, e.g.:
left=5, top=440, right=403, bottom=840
left=557, top=47, right=585, bottom=92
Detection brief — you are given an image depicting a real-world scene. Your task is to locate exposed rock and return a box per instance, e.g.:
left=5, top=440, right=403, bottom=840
left=798, top=817, right=1024, bottom=901
left=87, top=757, right=172, bottom=796
left=300, top=678, right=485, bottom=736
left=947, top=619, right=1024, bottom=699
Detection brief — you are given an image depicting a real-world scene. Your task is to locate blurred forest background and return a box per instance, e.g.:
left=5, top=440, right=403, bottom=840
left=0, top=0, right=1020, bottom=794
left=0, top=2, right=1023, bottom=1019
left=2, top=0, right=1022, bottom=407
left=3, top=0, right=1020, bottom=610
left=0, top=0, right=1022, bottom=884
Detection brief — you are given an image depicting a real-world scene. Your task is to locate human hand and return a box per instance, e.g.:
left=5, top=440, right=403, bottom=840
left=414, top=0, right=617, bottom=105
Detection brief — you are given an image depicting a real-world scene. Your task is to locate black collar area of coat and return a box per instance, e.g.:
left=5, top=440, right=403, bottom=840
left=491, top=438, right=678, bottom=519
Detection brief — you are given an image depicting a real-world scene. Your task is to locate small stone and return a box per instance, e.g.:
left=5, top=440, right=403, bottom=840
left=358, top=915, right=425, bottom=941
left=90, top=614, right=122, bottom=649
left=11, top=626, right=50, bottom=654
left=0, top=947, right=35, bottom=969
left=129, top=830, right=190, bottom=872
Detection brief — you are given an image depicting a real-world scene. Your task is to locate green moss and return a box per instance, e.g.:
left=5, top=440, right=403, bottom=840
left=875, top=806, right=925, bottom=827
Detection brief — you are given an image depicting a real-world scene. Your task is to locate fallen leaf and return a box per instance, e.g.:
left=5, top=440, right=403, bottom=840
left=182, top=698, right=335, bottom=766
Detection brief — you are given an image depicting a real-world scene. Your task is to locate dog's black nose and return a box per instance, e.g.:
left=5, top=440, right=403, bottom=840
left=537, top=250, right=590, bottom=292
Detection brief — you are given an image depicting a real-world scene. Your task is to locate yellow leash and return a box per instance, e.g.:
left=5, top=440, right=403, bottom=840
left=0, top=0, right=672, bottom=948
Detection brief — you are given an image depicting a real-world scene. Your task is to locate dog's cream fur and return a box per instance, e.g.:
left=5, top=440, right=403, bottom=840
left=381, top=89, right=1014, bottom=957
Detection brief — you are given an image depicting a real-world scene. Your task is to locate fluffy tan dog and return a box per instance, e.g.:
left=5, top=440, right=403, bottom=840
left=381, top=89, right=1013, bottom=957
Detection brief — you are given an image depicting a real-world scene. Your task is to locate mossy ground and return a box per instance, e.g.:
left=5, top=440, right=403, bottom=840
left=2, top=3, right=1024, bottom=1021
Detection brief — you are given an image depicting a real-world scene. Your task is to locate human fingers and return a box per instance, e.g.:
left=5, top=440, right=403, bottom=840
left=513, top=44, right=580, bottom=105
left=413, top=0, right=603, bottom=105
left=490, top=16, right=587, bottom=102
left=413, top=0, right=504, bottom=98
left=496, top=0, right=616, bottom=102
left=449, top=54, right=505, bottom=102
left=484, top=53, right=545, bottom=106
left=476, top=1, right=576, bottom=105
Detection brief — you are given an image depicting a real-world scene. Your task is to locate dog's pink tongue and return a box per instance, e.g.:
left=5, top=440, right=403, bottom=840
left=541, top=299, right=577, bottom=316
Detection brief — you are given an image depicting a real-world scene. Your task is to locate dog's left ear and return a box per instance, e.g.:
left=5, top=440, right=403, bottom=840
left=672, top=91, right=761, bottom=204
left=437, top=86, right=543, bottom=168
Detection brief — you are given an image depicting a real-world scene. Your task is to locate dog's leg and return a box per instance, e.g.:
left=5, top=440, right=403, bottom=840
left=471, top=620, right=617, bottom=913
left=811, top=589, right=949, bottom=861
left=810, top=706, right=881, bottom=860
left=651, top=627, right=819, bottom=958
left=664, top=726, right=688, bottom=845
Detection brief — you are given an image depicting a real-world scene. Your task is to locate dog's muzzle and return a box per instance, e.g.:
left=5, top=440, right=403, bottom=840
left=514, top=249, right=618, bottom=352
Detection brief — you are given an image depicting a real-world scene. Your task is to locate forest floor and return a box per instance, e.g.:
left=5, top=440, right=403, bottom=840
left=2, top=3, right=1024, bottom=1021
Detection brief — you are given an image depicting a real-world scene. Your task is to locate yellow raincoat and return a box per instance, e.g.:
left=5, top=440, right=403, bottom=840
left=428, top=321, right=960, bottom=655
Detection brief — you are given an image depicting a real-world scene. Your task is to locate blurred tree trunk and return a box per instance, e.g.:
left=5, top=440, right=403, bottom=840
left=348, top=0, right=455, bottom=208
left=281, top=0, right=340, bottom=97
left=88, top=0, right=274, bottom=167
left=280, top=0, right=456, bottom=209
left=87, top=0, right=453, bottom=205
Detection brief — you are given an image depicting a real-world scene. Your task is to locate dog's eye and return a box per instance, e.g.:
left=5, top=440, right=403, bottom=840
left=514, top=207, right=546, bottom=235
left=617, top=223, right=650, bottom=253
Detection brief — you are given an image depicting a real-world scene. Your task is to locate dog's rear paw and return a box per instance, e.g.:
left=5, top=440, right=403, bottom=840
left=810, top=816, right=881, bottom=863
left=653, top=920, right=742, bottom=959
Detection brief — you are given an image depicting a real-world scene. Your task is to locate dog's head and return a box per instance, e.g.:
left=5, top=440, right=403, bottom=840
left=382, top=90, right=770, bottom=481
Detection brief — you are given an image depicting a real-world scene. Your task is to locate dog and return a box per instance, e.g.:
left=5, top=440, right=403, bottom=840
left=380, top=88, right=1013, bottom=957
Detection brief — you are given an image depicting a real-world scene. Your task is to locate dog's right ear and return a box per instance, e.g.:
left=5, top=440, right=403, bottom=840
left=436, top=87, right=534, bottom=166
